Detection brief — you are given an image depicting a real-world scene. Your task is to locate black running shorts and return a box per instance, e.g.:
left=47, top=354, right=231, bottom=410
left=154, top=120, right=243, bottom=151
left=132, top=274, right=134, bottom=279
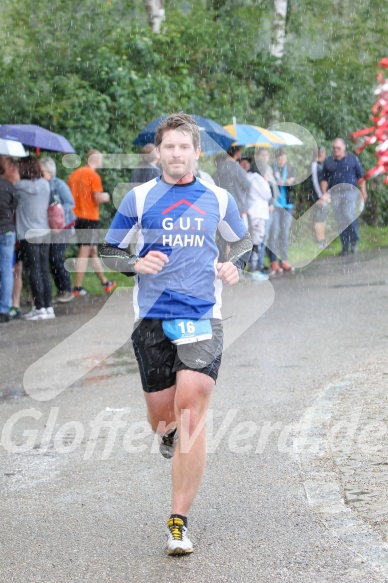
left=131, top=318, right=223, bottom=393
left=75, top=218, right=100, bottom=246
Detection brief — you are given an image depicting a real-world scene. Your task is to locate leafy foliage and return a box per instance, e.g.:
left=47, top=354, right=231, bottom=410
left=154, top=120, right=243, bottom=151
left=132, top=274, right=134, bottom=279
left=0, top=0, right=387, bottom=224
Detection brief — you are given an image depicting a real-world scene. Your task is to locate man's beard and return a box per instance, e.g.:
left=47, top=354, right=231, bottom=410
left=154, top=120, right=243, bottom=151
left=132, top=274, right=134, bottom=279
left=162, top=160, right=192, bottom=179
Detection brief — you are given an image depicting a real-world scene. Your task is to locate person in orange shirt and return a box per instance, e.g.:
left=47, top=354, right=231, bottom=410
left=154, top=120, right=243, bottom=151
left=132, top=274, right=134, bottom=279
left=68, top=150, right=116, bottom=296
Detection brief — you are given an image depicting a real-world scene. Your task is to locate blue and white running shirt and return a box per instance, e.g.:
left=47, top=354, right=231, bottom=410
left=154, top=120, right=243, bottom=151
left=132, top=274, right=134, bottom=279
left=105, top=176, right=247, bottom=320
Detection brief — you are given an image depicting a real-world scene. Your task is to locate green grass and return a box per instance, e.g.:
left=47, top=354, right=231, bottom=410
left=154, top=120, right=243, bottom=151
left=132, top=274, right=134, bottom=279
left=288, top=223, right=388, bottom=267
left=356, top=224, right=388, bottom=249
left=64, top=224, right=388, bottom=295
left=70, top=270, right=133, bottom=295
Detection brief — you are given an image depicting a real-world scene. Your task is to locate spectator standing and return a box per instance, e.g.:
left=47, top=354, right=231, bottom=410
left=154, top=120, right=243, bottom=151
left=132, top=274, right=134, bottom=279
left=267, top=148, right=295, bottom=272
left=67, top=150, right=116, bottom=296
left=321, top=138, right=367, bottom=255
left=9, top=253, right=23, bottom=320
left=15, top=156, right=54, bottom=320
left=310, top=147, right=330, bottom=248
left=255, top=148, right=280, bottom=199
left=130, top=144, right=160, bottom=184
left=255, top=148, right=279, bottom=271
left=40, top=157, right=75, bottom=303
left=0, top=156, right=19, bottom=323
left=239, top=157, right=271, bottom=280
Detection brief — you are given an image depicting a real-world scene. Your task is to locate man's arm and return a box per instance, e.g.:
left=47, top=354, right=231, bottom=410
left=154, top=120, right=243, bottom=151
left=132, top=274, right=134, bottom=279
left=100, top=243, right=169, bottom=276
left=217, top=190, right=253, bottom=267
left=286, top=164, right=295, bottom=186
left=311, top=161, right=322, bottom=199
left=355, top=156, right=368, bottom=201
left=227, top=230, right=253, bottom=270
left=358, top=179, right=368, bottom=201
left=216, top=231, right=252, bottom=285
left=99, top=243, right=140, bottom=277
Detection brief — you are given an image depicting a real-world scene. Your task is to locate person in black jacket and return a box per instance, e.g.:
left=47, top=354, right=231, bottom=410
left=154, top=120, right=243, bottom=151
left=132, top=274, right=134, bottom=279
left=213, top=146, right=251, bottom=261
left=130, top=144, right=160, bottom=185
left=0, top=156, right=20, bottom=323
left=212, top=146, right=250, bottom=216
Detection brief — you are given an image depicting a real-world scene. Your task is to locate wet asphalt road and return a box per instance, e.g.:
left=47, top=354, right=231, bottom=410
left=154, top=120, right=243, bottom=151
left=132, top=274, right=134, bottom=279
left=0, top=250, right=387, bottom=582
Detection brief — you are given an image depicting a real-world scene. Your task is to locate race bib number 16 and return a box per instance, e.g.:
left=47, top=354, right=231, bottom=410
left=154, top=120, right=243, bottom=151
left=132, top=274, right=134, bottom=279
left=162, top=318, right=213, bottom=345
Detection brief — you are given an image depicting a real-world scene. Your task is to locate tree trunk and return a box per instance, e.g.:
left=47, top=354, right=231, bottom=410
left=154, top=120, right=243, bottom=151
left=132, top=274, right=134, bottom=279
left=144, top=0, right=165, bottom=33
left=270, top=0, right=288, bottom=61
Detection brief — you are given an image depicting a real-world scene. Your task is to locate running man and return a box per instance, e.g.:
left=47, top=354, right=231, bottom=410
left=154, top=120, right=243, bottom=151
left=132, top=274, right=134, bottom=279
left=100, top=113, right=252, bottom=556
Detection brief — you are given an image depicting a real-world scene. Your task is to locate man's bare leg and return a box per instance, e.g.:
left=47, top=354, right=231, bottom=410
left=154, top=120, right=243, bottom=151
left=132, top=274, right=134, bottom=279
left=171, top=370, right=214, bottom=516
left=314, top=221, right=326, bottom=243
left=74, top=245, right=91, bottom=288
left=89, top=245, right=108, bottom=285
left=145, top=371, right=213, bottom=514
left=12, top=261, right=23, bottom=308
left=144, top=385, right=176, bottom=434
left=144, top=371, right=214, bottom=554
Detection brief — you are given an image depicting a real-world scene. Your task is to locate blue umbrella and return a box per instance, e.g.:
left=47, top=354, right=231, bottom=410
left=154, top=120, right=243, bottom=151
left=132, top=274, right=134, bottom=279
left=0, top=124, right=75, bottom=153
left=133, top=115, right=235, bottom=155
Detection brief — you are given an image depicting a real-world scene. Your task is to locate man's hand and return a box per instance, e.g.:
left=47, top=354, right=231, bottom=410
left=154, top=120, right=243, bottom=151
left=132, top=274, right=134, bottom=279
left=134, top=250, right=169, bottom=275
left=216, top=261, right=239, bottom=285
left=318, top=193, right=330, bottom=207
left=93, top=192, right=110, bottom=204
left=359, top=181, right=368, bottom=202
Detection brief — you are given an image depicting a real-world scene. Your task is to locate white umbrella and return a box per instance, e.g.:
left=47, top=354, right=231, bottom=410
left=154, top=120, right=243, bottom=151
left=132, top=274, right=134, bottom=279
left=271, top=131, right=303, bottom=146
left=0, top=137, right=27, bottom=157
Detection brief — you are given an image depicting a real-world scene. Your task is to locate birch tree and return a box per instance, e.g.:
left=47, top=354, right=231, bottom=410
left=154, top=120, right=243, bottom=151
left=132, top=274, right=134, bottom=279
left=144, top=0, right=165, bottom=33
left=270, top=0, right=288, bottom=62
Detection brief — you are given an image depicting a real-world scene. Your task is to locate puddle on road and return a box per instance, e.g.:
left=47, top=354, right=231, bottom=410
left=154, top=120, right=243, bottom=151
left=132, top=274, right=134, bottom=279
left=79, top=350, right=139, bottom=384
left=0, top=387, right=27, bottom=404
left=0, top=348, right=138, bottom=401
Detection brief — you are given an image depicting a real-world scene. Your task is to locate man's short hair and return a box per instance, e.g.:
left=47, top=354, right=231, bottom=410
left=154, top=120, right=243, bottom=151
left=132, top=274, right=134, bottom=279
left=40, top=157, right=57, bottom=177
left=87, top=149, right=101, bottom=159
left=274, top=148, right=287, bottom=158
left=155, top=112, right=200, bottom=150
left=87, top=149, right=102, bottom=168
left=332, top=137, right=346, bottom=148
left=141, top=143, right=157, bottom=162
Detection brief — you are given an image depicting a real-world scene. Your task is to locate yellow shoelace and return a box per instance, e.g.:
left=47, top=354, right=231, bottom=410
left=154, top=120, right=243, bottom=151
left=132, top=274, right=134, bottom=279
left=167, top=518, right=184, bottom=540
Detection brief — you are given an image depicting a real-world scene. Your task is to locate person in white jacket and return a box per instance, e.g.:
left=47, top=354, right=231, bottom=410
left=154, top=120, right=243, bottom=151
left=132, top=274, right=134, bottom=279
left=240, top=157, right=272, bottom=279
